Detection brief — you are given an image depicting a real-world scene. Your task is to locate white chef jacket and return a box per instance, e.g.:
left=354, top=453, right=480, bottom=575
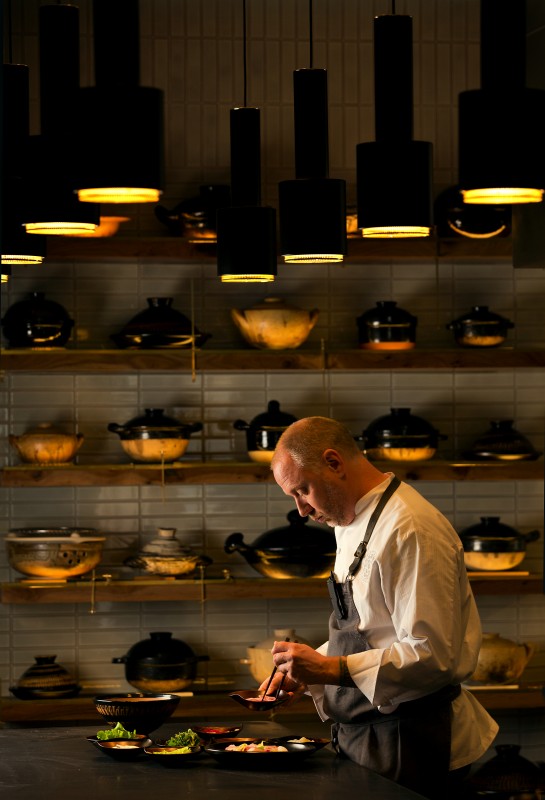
left=309, top=474, right=499, bottom=770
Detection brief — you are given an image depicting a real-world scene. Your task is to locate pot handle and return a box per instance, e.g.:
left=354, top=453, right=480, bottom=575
left=523, top=530, right=540, bottom=543
left=107, top=423, right=124, bottom=434
left=187, top=422, right=203, bottom=434
left=233, top=419, right=249, bottom=431
left=224, top=532, right=250, bottom=555
left=112, top=656, right=128, bottom=664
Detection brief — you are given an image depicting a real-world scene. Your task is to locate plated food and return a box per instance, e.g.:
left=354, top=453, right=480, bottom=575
left=229, top=689, right=291, bottom=711
left=204, top=738, right=320, bottom=768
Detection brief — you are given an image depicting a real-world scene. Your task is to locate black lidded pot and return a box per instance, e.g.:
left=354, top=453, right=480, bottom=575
left=112, top=631, right=209, bottom=693
left=1, top=291, right=74, bottom=348
left=110, top=296, right=210, bottom=349
left=446, top=305, right=514, bottom=348
left=358, top=407, right=446, bottom=462
left=224, top=510, right=336, bottom=579
left=469, top=419, right=540, bottom=461
left=356, top=301, right=417, bottom=350
left=233, top=400, right=298, bottom=463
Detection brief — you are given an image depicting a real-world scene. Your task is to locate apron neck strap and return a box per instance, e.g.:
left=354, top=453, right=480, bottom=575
left=347, top=476, right=401, bottom=579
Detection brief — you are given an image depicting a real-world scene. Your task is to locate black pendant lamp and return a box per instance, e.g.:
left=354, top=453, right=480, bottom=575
left=459, top=0, right=545, bottom=205
left=357, top=10, right=433, bottom=238
left=22, top=4, right=99, bottom=236
left=75, top=0, right=164, bottom=204
left=216, top=0, right=276, bottom=283
left=279, top=1, right=346, bottom=263
left=1, top=63, right=46, bottom=265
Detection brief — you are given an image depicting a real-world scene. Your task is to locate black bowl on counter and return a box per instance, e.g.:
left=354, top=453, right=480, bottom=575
left=93, top=692, right=181, bottom=735
left=224, top=510, right=336, bottom=579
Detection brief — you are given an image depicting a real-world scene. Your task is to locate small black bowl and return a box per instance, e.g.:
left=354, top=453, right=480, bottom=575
left=87, top=735, right=152, bottom=760
left=93, top=692, right=180, bottom=734
left=144, top=744, right=202, bottom=767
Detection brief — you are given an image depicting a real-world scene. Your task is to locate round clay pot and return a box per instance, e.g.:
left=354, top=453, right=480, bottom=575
left=233, top=400, right=298, bottom=463
left=469, top=419, right=540, bottom=461
left=446, top=305, right=514, bottom=347
left=356, top=301, right=417, bottom=350
left=110, top=297, right=210, bottom=349
left=108, top=408, right=203, bottom=463
left=458, top=516, right=540, bottom=571
left=231, top=296, right=319, bottom=350
left=358, top=408, right=446, bottom=461
left=1, top=291, right=74, bottom=348
left=6, top=528, right=105, bottom=579
left=9, top=423, right=84, bottom=464
left=10, top=655, right=81, bottom=699
left=469, top=633, right=535, bottom=685
left=124, top=527, right=211, bottom=577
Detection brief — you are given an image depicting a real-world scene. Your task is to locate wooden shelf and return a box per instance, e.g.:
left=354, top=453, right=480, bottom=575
left=1, top=683, right=542, bottom=725
left=44, top=234, right=513, bottom=262
left=1, top=573, right=542, bottom=605
left=3, top=347, right=545, bottom=373
left=1, top=459, right=542, bottom=488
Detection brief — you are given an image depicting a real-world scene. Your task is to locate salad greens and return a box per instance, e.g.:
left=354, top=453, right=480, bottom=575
left=165, top=728, right=201, bottom=748
left=96, top=721, right=139, bottom=741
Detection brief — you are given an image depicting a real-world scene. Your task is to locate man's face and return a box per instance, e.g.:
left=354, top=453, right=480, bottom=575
left=272, top=450, right=354, bottom=527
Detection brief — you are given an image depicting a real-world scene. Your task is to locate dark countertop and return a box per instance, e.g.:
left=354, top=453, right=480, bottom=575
left=0, top=719, right=427, bottom=800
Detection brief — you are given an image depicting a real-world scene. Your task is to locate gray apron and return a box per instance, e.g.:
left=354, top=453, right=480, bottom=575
left=323, top=476, right=461, bottom=800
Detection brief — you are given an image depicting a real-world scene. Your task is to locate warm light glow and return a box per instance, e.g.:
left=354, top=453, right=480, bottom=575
left=462, top=187, right=544, bottom=204
left=24, top=221, right=98, bottom=235
left=283, top=253, right=344, bottom=263
left=1, top=254, right=45, bottom=265
left=1, top=272, right=10, bottom=282
left=63, top=216, right=131, bottom=237
left=447, top=220, right=507, bottom=239
left=78, top=187, right=162, bottom=203
left=361, top=226, right=431, bottom=238
left=220, top=274, right=275, bottom=283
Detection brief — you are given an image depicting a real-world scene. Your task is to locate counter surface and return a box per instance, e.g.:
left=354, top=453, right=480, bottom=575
left=0, top=719, right=427, bottom=800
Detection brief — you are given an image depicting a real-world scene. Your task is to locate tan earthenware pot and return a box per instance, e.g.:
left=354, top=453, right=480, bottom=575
left=231, top=296, right=319, bottom=349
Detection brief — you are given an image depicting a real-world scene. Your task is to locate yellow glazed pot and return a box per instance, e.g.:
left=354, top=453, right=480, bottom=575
left=469, top=633, right=535, bottom=685
left=9, top=423, right=84, bottom=464
left=231, top=296, right=319, bottom=349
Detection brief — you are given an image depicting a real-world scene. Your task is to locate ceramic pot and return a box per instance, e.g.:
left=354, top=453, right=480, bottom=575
left=224, top=510, right=336, bottom=579
left=240, top=628, right=312, bottom=684
left=358, top=408, right=446, bottom=461
left=447, top=305, right=514, bottom=347
left=6, top=527, right=105, bottom=579
left=108, top=408, right=203, bottom=463
left=9, top=655, right=81, bottom=700
left=356, top=301, right=417, bottom=350
left=233, top=400, right=297, bottom=463
left=468, top=744, right=545, bottom=797
left=469, top=420, right=540, bottom=461
left=458, top=517, right=540, bottom=571
left=113, top=632, right=209, bottom=692
left=9, top=423, right=84, bottom=465
left=155, top=184, right=230, bottom=242
left=110, top=297, right=210, bottom=349
left=124, top=527, right=212, bottom=576
left=231, top=296, right=319, bottom=350
left=469, top=633, right=535, bottom=685
left=1, top=291, right=74, bottom=348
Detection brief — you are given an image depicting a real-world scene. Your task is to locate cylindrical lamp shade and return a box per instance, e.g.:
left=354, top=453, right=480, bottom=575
left=279, top=178, right=346, bottom=262
left=76, top=86, right=164, bottom=203
left=357, top=140, right=433, bottom=237
left=459, top=88, right=545, bottom=204
left=216, top=206, right=277, bottom=282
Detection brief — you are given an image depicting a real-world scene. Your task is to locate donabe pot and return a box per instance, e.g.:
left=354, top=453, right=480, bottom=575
left=469, top=419, right=540, bottom=461
left=446, top=305, right=514, bottom=348
left=358, top=408, right=446, bottom=462
left=110, top=296, right=210, bottom=349
left=113, top=632, right=209, bottom=693
left=108, top=408, right=203, bottom=463
left=224, top=510, right=336, bottom=579
left=356, top=301, right=417, bottom=351
left=233, top=400, right=297, bottom=464
left=458, top=516, right=540, bottom=571
left=1, top=291, right=74, bottom=348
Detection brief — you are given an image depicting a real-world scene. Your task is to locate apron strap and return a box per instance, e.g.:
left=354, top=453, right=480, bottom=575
left=347, top=476, right=401, bottom=579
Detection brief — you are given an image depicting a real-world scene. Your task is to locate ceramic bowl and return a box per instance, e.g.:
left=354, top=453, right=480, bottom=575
left=93, top=692, right=180, bottom=734
left=144, top=744, right=202, bottom=767
left=191, top=724, right=243, bottom=740
left=87, top=735, right=152, bottom=760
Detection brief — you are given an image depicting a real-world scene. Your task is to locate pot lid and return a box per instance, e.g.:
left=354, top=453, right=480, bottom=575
left=141, top=528, right=197, bottom=556
left=234, top=400, right=298, bottom=431
left=253, top=510, right=335, bottom=551
left=357, top=301, right=417, bottom=326
left=459, top=516, right=519, bottom=539
left=364, top=408, right=440, bottom=438
left=119, top=297, right=199, bottom=335
left=120, top=632, right=196, bottom=664
left=7, top=527, right=104, bottom=542
left=18, top=423, right=78, bottom=438
left=448, top=305, right=514, bottom=326
left=108, top=409, right=203, bottom=439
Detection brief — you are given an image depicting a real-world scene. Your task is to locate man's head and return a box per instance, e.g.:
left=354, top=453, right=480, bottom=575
left=271, top=417, right=380, bottom=527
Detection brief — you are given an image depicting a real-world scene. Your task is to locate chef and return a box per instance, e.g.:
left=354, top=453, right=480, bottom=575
left=264, top=416, right=498, bottom=800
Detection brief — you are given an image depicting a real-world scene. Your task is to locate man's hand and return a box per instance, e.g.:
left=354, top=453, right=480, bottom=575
left=271, top=641, right=350, bottom=686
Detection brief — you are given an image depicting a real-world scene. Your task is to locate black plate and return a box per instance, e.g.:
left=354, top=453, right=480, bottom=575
left=204, top=740, right=318, bottom=768
left=273, top=735, right=330, bottom=751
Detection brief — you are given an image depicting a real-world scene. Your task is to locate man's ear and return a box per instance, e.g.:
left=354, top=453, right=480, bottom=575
left=323, top=448, right=344, bottom=475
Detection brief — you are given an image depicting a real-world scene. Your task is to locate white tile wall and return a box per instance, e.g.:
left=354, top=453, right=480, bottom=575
left=1, top=0, right=544, bottom=765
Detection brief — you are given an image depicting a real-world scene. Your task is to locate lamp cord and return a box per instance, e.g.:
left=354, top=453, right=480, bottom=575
left=242, top=0, right=247, bottom=106
left=308, top=0, right=313, bottom=68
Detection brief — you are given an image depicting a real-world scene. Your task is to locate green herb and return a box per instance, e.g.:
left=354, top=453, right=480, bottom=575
left=165, top=728, right=200, bottom=748
left=96, top=721, right=139, bottom=741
